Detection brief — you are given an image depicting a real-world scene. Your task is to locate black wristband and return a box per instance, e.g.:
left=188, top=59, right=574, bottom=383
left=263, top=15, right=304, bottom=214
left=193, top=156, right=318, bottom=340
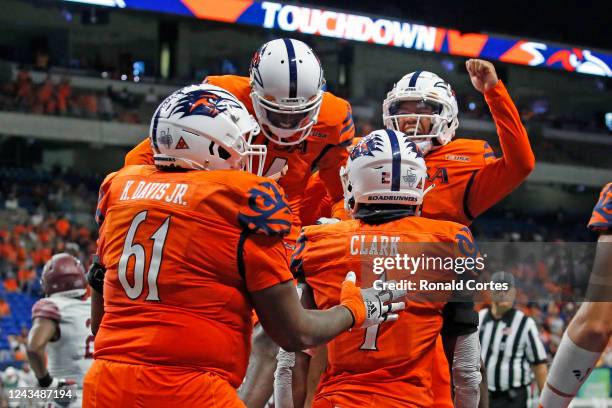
left=87, top=255, right=106, bottom=295
left=38, top=372, right=53, bottom=387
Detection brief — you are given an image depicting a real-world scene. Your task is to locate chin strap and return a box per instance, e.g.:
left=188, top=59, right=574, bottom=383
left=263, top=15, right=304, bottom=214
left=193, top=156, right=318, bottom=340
left=354, top=205, right=416, bottom=223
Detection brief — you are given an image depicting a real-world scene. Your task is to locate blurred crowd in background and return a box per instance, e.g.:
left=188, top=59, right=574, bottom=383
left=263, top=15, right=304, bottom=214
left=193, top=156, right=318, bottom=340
left=1, top=66, right=610, bottom=136
left=1, top=66, right=610, bottom=174
left=0, top=68, right=159, bottom=124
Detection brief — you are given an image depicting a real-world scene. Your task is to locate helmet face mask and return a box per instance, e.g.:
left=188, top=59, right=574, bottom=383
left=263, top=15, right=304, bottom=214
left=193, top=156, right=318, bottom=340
left=250, top=38, right=325, bottom=146
left=150, top=84, right=267, bottom=175
left=383, top=71, right=459, bottom=153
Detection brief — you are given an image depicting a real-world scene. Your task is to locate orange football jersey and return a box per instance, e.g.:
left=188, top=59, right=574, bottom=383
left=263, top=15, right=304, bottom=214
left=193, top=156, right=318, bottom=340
left=422, top=138, right=496, bottom=225
left=292, top=216, right=478, bottom=407
left=588, top=183, right=612, bottom=232
left=124, top=75, right=354, bottom=239
left=423, top=80, right=535, bottom=225
left=299, top=170, right=333, bottom=226
left=94, top=165, right=293, bottom=388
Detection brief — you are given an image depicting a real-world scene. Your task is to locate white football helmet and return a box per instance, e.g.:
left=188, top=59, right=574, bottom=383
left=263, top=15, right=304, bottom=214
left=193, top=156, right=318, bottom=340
left=150, top=84, right=266, bottom=175
left=250, top=38, right=325, bottom=146
left=382, top=71, right=459, bottom=153
left=340, top=129, right=433, bottom=216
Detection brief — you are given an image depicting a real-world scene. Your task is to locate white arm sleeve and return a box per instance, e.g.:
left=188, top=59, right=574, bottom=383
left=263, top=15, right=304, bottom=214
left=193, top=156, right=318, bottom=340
left=274, top=348, right=296, bottom=408
left=452, top=331, right=482, bottom=408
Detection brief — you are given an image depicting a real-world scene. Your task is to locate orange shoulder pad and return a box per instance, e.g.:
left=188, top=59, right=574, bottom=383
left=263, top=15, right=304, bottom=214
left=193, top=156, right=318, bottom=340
left=125, top=138, right=154, bottom=166
left=204, top=75, right=253, bottom=111
left=589, top=183, right=612, bottom=232
left=95, top=170, right=122, bottom=225
left=316, top=92, right=354, bottom=145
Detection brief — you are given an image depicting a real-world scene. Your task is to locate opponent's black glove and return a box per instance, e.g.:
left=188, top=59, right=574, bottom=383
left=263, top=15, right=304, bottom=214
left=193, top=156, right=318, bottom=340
left=87, top=255, right=106, bottom=295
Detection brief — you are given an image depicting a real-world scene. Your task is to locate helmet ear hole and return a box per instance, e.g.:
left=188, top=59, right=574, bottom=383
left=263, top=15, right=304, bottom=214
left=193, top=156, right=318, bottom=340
left=348, top=197, right=355, bottom=209
left=218, top=146, right=231, bottom=160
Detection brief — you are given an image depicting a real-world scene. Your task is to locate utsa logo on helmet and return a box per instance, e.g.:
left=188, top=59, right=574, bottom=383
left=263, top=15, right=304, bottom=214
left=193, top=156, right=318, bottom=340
left=238, top=182, right=292, bottom=236
left=170, top=89, right=242, bottom=119
left=350, top=134, right=384, bottom=160
left=250, top=44, right=268, bottom=87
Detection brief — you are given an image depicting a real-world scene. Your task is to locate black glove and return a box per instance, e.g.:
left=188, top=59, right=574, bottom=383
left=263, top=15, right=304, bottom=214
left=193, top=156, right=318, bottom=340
left=87, top=255, right=106, bottom=295
left=37, top=372, right=75, bottom=388
left=38, top=372, right=76, bottom=407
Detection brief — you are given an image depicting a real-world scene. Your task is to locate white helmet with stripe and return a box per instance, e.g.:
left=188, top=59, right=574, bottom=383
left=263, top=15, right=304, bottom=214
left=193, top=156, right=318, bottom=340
left=383, top=71, right=459, bottom=154
left=250, top=38, right=325, bottom=146
left=340, top=129, right=433, bottom=217
left=150, top=84, right=266, bottom=175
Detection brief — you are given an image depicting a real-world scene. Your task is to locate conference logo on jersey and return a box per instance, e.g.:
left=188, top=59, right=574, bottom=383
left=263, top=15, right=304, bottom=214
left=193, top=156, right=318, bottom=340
left=310, top=130, right=327, bottom=139
left=238, top=181, right=292, bottom=236
left=445, top=154, right=471, bottom=162
left=350, top=134, right=384, bottom=160
left=170, top=89, right=242, bottom=119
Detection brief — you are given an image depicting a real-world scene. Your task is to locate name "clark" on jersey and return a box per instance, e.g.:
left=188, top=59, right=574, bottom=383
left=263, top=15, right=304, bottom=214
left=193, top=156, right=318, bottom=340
left=119, top=180, right=189, bottom=206
left=350, top=235, right=400, bottom=256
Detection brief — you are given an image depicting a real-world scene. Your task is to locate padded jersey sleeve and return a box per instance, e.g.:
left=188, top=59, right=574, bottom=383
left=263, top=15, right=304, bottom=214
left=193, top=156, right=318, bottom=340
left=242, top=233, right=293, bottom=292
left=466, top=80, right=535, bottom=218
left=95, top=171, right=119, bottom=227
left=237, top=179, right=294, bottom=292
left=442, top=224, right=480, bottom=336
left=32, top=299, right=60, bottom=322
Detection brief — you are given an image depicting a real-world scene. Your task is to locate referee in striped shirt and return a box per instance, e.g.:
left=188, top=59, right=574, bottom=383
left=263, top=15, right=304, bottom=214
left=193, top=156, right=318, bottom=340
left=479, top=271, right=548, bottom=407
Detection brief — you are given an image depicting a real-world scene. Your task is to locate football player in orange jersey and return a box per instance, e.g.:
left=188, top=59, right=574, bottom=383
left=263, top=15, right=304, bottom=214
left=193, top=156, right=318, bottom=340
left=383, top=59, right=535, bottom=226
left=276, top=130, right=482, bottom=408
left=383, top=59, right=534, bottom=408
left=299, top=59, right=533, bottom=407
left=123, top=38, right=354, bottom=408
left=538, top=183, right=612, bottom=408
left=84, top=84, right=402, bottom=408
left=124, top=38, right=354, bottom=240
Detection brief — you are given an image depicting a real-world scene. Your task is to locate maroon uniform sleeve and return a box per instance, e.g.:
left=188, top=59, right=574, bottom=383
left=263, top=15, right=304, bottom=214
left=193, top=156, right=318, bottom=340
left=31, top=299, right=60, bottom=322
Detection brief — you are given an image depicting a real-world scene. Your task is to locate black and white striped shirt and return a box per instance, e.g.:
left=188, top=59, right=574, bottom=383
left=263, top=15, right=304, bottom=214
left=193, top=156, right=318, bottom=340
left=478, top=308, right=547, bottom=392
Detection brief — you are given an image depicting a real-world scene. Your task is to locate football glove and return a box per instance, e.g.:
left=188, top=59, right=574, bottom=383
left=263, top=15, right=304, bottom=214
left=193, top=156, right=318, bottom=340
left=316, top=217, right=340, bottom=225
left=37, top=373, right=76, bottom=388
left=87, top=255, right=106, bottom=295
left=340, top=271, right=406, bottom=328
left=38, top=373, right=77, bottom=407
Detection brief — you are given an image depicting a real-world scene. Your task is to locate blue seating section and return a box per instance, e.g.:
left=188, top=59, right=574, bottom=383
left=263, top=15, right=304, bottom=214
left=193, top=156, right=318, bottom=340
left=0, top=288, right=41, bottom=369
